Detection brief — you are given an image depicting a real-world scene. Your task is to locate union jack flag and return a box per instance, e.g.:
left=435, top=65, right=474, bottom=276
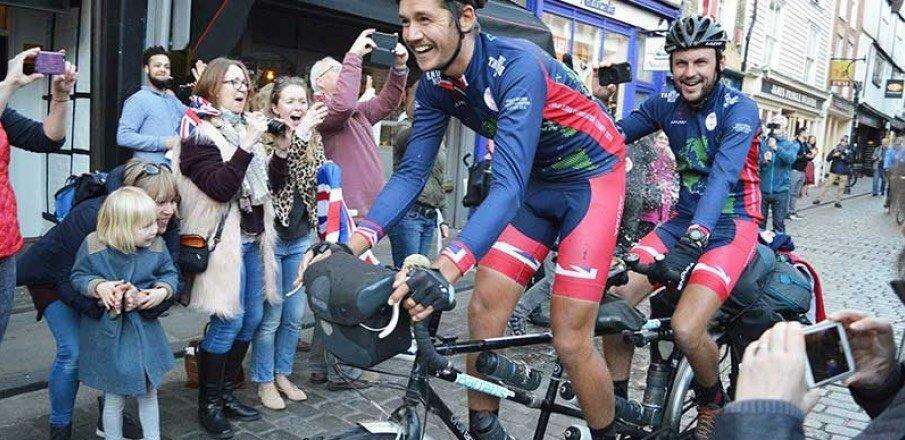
left=316, top=161, right=379, bottom=265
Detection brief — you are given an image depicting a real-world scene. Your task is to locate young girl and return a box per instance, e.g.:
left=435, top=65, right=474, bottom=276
left=71, top=186, right=179, bottom=440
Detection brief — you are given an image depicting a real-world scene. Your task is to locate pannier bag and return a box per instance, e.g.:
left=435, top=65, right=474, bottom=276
left=304, top=251, right=412, bottom=368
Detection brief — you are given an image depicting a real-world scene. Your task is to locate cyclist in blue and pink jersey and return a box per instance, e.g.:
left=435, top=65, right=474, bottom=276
left=601, top=15, right=763, bottom=439
left=303, top=0, right=626, bottom=438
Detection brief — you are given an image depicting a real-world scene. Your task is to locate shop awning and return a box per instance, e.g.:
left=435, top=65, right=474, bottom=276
left=191, top=0, right=554, bottom=61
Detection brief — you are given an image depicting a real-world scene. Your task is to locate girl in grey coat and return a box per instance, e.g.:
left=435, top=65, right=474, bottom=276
left=71, top=187, right=179, bottom=440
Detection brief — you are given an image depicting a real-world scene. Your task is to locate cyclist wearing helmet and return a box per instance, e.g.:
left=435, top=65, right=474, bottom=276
left=601, top=15, right=763, bottom=439
left=337, top=0, right=625, bottom=438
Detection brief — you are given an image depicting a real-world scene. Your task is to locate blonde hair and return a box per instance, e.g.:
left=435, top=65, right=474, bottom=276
left=96, top=187, right=158, bottom=254
left=122, top=159, right=179, bottom=204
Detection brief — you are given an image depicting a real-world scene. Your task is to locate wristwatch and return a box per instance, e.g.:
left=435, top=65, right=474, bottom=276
left=685, top=224, right=709, bottom=248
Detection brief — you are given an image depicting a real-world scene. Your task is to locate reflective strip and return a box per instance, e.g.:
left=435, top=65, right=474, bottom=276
left=491, top=242, right=541, bottom=271
left=635, top=245, right=664, bottom=260
left=692, top=263, right=730, bottom=287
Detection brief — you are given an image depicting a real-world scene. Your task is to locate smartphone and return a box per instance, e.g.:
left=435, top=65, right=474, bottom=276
left=23, top=51, right=65, bottom=76
left=597, top=62, right=632, bottom=87
left=313, top=91, right=327, bottom=103
left=368, top=32, right=399, bottom=69
left=802, top=321, right=856, bottom=388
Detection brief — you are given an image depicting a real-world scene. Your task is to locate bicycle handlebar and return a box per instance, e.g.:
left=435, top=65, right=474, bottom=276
left=623, top=253, right=683, bottom=286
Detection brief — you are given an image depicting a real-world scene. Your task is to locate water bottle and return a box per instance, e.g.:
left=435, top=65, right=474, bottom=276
left=641, top=362, right=671, bottom=425
left=475, top=352, right=542, bottom=391
left=563, top=424, right=590, bottom=439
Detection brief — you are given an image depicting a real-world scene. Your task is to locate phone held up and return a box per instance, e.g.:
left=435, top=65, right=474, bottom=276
left=368, top=32, right=398, bottom=69
left=597, top=62, right=632, bottom=87
left=802, top=321, right=856, bottom=388
left=23, top=51, right=65, bottom=76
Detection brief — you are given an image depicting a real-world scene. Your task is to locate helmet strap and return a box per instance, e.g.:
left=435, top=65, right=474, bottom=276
left=439, top=1, right=467, bottom=76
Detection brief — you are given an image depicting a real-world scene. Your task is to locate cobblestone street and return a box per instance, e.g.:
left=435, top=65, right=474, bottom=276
left=1, top=185, right=902, bottom=440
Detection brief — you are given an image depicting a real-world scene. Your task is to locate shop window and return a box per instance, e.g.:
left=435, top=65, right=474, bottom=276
left=848, top=0, right=859, bottom=24
left=542, top=13, right=571, bottom=61
left=805, top=24, right=819, bottom=85
left=762, top=2, right=784, bottom=70
left=872, top=55, right=887, bottom=88
left=603, top=32, right=629, bottom=118
left=573, top=22, right=601, bottom=88
left=636, top=35, right=652, bottom=83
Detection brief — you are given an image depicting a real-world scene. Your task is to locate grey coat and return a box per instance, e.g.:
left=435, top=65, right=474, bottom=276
left=71, top=233, right=178, bottom=395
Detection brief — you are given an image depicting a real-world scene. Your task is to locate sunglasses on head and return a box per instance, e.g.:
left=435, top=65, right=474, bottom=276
left=136, top=162, right=171, bottom=180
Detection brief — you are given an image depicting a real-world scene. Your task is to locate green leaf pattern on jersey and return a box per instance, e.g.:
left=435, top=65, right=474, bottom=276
left=551, top=149, right=597, bottom=172
left=677, top=136, right=711, bottom=195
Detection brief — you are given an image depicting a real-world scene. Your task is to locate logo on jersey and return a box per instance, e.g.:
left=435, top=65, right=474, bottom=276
left=425, top=71, right=441, bottom=85
left=555, top=264, right=599, bottom=280
left=488, top=55, right=507, bottom=77
left=705, top=112, right=717, bottom=131
left=504, top=96, right=531, bottom=111
left=483, top=88, right=498, bottom=112
left=664, top=91, right=680, bottom=103
left=670, top=119, right=687, bottom=125
left=723, top=93, right=740, bottom=108
left=733, top=123, right=752, bottom=134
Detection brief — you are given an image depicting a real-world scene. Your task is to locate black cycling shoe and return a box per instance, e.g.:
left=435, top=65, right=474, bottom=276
left=96, top=395, right=144, bottom=439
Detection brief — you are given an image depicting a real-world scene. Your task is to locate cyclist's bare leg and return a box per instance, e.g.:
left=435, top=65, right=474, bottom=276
left=671, top=283, right=722, bottom=389
left=601, top=272, right=653, bottom=382
left=466, top=266, right=526, bottom=412
left=550, top=295, right=614, bottom=429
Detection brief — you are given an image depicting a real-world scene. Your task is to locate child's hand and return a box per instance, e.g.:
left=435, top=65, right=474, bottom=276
left=95, top=280, right=124, bottom=310
left=122, top=284, right=141, bottom=312
left=139, top=288, right=169, bottom=310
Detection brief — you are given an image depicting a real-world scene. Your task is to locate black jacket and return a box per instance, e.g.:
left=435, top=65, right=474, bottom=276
left=16, top=165, right=181, bottom=320
left=714, top=362, right=905, bottom=440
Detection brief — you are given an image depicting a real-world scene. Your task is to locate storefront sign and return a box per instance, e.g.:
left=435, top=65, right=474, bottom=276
left=885, top=79, right=904, bottom=98
left=830, top=95, right=854, bottom=115
left=858, top=113, right=881, bottom=128
left=643, top=37, right=669, bottom=71
left=760, top=79, right=824, bottom=110
left=829, top=60, right=854, bottom=86
left=559, top=0, right=661, bottom=30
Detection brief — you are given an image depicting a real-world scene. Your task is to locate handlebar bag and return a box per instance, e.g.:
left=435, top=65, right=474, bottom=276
left=304, top=252, right=412, bottom=368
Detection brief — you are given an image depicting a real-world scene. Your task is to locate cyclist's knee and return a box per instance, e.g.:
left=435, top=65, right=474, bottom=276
left=610, top=272, right=652, bottom=306
left=672, top=315, right=707, bottom=351
left=552, top=331, right=594, bottom=362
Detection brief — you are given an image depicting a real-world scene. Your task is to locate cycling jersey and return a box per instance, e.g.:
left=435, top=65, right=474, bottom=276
left=357, top=32, right=625, bottom=276
left=618, top=82, right=763, bottom=231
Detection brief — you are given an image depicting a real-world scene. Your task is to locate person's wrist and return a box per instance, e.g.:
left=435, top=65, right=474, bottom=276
left=433, top=254, right=462, bottom=284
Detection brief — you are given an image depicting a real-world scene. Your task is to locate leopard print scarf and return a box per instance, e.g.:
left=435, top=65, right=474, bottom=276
left=263, top=131, right=327, bottom=229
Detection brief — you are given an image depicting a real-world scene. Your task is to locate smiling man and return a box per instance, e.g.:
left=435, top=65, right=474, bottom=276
left=601, top=15, right=763, bottom=439
left=117, top=46, right=187, bottom=164
left=331, top=0, right=627, bottom=438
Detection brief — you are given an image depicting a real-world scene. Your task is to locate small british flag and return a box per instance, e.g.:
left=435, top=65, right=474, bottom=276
left=315, top=161, right=379, bottom=265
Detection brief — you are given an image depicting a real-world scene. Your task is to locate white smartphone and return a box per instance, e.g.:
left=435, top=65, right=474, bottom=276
left=802, top=321, right=856, bottom=388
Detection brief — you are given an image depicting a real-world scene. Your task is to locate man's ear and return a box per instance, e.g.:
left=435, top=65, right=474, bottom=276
left=458, top=5, right=478, bottom=33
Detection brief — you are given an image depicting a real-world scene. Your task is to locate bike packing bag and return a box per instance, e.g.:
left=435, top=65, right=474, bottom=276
left=304, top=251, right=412, bottom=368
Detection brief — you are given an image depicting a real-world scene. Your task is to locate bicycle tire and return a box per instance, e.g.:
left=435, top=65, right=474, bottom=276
left=326, top=427, right=404, bottom=440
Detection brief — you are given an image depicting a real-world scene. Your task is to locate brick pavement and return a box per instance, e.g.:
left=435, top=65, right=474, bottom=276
left=0, top=184, right=902, bottom=440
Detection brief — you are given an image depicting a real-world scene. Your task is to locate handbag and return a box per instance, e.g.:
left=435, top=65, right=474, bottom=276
left=178, top=206, right=229, bottom=274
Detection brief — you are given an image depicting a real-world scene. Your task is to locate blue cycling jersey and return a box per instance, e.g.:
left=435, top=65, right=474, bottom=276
left=617, top=82, right=763, bottom=231
left=358, top=33, right=624, bottom=272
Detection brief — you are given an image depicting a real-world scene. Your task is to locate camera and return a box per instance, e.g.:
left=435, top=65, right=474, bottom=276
left=766, top=122, right=781, bottom=130
left=266, top=119, right=287, bottom=136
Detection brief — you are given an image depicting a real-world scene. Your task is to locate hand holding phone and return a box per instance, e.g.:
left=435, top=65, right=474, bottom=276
left=368, top=32, right=400, bottom=69
left=23, top=51, right=65, bottom=76
left=828, top=311, right=897, bottom=389
left=802, top=320, right=857, bottom=388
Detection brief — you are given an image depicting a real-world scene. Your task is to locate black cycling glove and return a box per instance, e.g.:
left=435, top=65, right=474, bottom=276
left=662, top=232, right=706, bottom=290
left=308, top=242, right=353, bottom=257
left=407, top=267, right=456, bottom=312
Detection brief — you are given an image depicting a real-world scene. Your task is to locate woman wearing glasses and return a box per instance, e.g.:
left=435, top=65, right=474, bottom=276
left=17, top=160, right=180, bottom=440
left=172, top=57, right=286, bottom=438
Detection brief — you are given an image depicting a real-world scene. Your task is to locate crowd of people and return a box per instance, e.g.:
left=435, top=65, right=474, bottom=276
left=0, top=1, right=901, bottom=440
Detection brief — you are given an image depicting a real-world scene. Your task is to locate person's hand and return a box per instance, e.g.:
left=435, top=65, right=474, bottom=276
left=243, top=111, right=268, bottom=149
left=393, top=42, right=409, bottom=69
left=164, top=136, right=180, bottom=151
left=660, top=232, right=705, bottom=289
left=139, top=288, right=169, bottom=310
left=829, top=311, right=896, bottom=389
left=589, top=62, right=618, bottom=103
left=298, top=101, right=328, bottom=137
left=440, top=224, right=450, bottom=239
left=191, top=60, right=207, bottom=83
left=2, top=47, right=45, bottom=90
left=350, top=29, right=377, bottom=57
left=388, top=267, right=454, bottom=322
left=94, top=280, right=124, bottom=309
left=51, top=53, right=78, bottom=99
left=292, top=243, right=354, bottom=288
left=735, top=322, right=821, bottom=413
left=122, top=284, right=140, bottom=312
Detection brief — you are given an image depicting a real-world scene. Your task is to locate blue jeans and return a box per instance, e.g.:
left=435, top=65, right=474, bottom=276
left=250, top=233, right=313, bottom=382
left=387, top=207, right=437, bottom=268
left=201, top=241, right=265, bottom=354
left=873, top=168, right=887, bottom=195
left=44, top=300, right=81, bottom=427
left=0, top=254, right=15, bottom=348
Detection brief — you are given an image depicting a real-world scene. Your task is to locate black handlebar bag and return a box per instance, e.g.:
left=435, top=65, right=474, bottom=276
left=304, top=252, right=412, bottom=368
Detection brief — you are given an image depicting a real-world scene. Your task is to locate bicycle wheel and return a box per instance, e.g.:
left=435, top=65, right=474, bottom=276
left=659, top=345, right=734, bottom=440
left=327, top=427, right=401, bottom=439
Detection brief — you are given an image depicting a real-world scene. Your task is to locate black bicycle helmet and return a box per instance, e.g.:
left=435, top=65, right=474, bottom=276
left=395, top=0, right=486, bottom=7
left=664, top=15, right=728, bottom=54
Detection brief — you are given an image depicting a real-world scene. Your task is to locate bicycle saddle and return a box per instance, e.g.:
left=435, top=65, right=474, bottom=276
left=596, top=293, right=647, bottom=335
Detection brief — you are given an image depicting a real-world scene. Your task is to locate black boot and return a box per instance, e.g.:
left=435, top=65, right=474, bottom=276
left=198, top=348, right=234, bottom=439
left=222, top=340, right=261, bottom=421
left=49, top=423, right=71, bottom=440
